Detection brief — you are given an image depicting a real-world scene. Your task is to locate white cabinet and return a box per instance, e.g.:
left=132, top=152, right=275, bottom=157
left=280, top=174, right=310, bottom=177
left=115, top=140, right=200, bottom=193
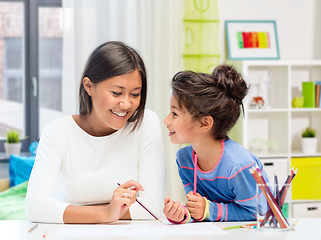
left=226, top=60, right=321, bottom=217
left=227, top=60, right=321, bottom=159
left=261, top=158, right=288, bottom=184
left=293, top=201, right=321, bottom=218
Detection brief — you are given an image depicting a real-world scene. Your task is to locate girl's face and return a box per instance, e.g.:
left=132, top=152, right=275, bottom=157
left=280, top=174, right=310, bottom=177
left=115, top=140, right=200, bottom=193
left=87, top=69, right=142, bottom=134
left=164, top=95, right=200, bottom=144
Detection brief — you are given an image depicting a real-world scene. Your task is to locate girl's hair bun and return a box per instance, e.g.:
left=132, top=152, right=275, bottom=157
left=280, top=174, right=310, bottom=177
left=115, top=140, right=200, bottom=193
left=212, top=65, right=248, bottom=105
left=170, top=64, right=249, bottom=140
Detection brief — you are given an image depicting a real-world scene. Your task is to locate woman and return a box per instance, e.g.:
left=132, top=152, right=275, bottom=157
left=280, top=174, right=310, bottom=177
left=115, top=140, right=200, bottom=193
left=26, top=41, right=166, bottom=223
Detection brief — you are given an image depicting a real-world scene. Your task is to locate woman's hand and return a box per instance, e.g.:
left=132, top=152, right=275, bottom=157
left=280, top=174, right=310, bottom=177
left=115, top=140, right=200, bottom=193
left=186, top=191, right=206, bottom=220
left=163, top=196, right=185, bottom=222
left=105, top=180, right=144, bottom=222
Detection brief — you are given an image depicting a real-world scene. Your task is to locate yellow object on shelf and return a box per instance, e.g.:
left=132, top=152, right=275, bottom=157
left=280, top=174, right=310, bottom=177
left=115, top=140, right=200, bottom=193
left=291, top=157, right=321, bottom=200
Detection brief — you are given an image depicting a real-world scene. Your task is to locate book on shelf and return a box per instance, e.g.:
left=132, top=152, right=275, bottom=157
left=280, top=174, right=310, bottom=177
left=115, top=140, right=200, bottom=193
left=316, top=81, right=321, bottom=108
left=302, top=81, right=315, bottom=108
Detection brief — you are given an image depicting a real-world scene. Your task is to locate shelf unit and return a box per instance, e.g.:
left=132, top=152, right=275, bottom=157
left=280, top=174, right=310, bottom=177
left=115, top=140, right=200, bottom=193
left=226, top=60, right=321, bottom=218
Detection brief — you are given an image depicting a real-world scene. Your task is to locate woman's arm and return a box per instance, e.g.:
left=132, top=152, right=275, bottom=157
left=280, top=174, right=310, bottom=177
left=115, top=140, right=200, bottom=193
left=26, top=120, right=143, bottom=223
left=26, top=122, right=68, bottom=223
left=129, top=110, right=166, bottom=219
left=63, top=180, right=143, bottom=223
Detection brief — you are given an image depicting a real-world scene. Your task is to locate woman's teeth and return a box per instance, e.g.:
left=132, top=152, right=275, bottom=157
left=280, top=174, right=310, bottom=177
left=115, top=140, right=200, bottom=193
left=111, top=110, right=127, bottom=117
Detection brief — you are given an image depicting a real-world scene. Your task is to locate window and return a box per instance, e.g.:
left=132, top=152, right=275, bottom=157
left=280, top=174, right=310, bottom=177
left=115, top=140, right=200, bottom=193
left=0, top=0, right=62, bottom=152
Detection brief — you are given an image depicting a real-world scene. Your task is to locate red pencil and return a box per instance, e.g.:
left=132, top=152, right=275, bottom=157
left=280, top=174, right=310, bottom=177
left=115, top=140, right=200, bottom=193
left=135, top=198, right=162, bottom=223
left=117, top=183, right=162, bottom=222
left=193, top=153, right=198, bottom=195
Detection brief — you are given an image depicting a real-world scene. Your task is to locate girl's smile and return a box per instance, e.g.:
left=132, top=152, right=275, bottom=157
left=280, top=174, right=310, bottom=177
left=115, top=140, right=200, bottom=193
left=164, top=95, right=200, bottom=144
left=167, top=130, right=176, bottom=137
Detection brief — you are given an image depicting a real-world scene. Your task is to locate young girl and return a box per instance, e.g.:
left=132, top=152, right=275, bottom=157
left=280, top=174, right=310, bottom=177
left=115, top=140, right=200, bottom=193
left=163, top=65, right=269, bottom=223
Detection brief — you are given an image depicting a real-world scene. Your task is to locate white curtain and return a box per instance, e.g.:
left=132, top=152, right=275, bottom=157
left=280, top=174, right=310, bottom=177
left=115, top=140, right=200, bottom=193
left=62, top=0, right=186, bottom=202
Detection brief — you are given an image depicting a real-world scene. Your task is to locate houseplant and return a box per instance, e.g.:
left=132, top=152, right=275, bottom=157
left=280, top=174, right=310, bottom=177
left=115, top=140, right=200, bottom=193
left=301, top=127, right=317, bottom=154
left=4, top=130, right=22, bottom=158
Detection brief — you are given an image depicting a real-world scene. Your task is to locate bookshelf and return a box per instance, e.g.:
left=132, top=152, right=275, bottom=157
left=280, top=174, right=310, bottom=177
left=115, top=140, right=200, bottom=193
left=226, top=60, right=321, bottom=218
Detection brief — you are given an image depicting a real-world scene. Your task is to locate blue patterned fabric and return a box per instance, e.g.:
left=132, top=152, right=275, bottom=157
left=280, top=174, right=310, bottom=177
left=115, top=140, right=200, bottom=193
left=176, top=138, right=270, bottom=222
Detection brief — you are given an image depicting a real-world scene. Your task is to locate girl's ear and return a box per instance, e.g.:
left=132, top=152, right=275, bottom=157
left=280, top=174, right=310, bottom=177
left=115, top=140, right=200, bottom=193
left=199, top=116, right=213, bottom=132
left=82, top=77, right=94, bottom=96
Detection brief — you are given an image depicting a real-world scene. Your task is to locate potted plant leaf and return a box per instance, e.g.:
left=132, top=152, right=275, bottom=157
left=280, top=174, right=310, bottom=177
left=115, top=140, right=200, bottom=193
left=4, top=130, right=22, bottom=158
left=301, top=127, right=317, bottom=154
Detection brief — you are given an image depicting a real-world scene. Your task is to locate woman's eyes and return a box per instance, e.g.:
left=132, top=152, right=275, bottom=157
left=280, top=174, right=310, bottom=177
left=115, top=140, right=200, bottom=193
left=111, top=92, right=140, bottom=97
left=112, top=91, right=121, bottom=96
left=131, top=93, right=141, bottom=97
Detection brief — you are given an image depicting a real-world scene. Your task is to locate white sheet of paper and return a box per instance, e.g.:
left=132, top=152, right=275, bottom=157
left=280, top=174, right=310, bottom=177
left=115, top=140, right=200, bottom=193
left=58, top=221, right=227, bottom=237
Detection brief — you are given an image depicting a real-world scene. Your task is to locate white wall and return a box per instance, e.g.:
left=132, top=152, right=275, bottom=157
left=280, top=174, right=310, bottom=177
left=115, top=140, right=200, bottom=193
left=217, top=0, right=321, bottom=61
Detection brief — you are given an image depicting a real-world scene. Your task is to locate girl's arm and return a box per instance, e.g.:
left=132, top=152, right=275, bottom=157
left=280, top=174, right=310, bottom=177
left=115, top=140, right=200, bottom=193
left=177, top=159, right=268, bottom=222
left=198, top=165, right=269, bottom=222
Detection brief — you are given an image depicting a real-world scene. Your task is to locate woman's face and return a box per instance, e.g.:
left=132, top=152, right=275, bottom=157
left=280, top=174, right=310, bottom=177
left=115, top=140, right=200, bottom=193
left=86, top=69, right=142, bottom=134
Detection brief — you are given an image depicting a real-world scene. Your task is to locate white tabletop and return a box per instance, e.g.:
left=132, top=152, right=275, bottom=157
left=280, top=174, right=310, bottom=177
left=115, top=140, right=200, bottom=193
left=1, top=218, right=319, bottom=240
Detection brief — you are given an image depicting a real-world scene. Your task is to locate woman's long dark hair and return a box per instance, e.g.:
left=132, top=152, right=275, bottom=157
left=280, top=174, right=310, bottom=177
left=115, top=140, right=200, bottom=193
left=79, top=41, right=147, bottom=131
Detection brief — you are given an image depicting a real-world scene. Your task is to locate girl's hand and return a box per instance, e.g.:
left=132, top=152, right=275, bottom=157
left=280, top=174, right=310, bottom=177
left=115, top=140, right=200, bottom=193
left=163, top=196, right=185, bottom=222
left=186, top=191, right=206, bottom=220
left=105, top=180, right=144, bottom=222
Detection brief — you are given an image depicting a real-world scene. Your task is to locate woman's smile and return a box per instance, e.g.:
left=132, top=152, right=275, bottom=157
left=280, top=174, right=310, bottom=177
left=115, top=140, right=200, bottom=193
left=110, top=109, right=128, bottom=118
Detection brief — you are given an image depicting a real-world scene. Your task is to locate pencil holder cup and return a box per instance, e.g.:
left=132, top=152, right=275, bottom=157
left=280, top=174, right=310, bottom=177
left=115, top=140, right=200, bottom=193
left=256, top=183, right=293, bottom=231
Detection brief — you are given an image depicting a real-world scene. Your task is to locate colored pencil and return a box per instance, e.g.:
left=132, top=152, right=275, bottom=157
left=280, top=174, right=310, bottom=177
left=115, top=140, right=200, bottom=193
left=250, top=168, right=288, bottom=228
left=254, top=168, right=283, bottom=213
left=275, top=173, right=280, bottom=206
left=224, top=222, right=257, bottom=230
left=273, top=172, right=279, bottom=227
left=242, top=224, right=257, bottom=229
left=193, top=153, right=198, bottom=195
left=260, top=168, right=297, bottom=227
left=28, top=224, right=38, bottom=233
left=279, top=169, right=296, bottom=205
left=293, top=218, right=298, bottom=226
left=224, top=225, right=243, bottom=230
left=136, top=198, right=162, bottom=223
left=117, top=183, right=162, bottom=223
left=43, top=229, right=47, bottom=238
left=255, top=168, right=288, bottom=228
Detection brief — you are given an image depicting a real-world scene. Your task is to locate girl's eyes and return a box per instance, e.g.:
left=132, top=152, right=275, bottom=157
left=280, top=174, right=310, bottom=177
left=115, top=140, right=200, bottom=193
left=172, top=112, right=178, bottom=117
